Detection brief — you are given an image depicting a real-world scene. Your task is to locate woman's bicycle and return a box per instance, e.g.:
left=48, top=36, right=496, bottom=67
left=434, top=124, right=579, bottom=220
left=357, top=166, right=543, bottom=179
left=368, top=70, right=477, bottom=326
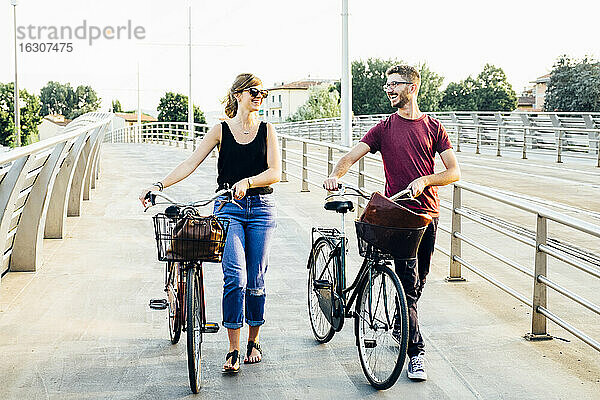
left=307, top=184, right=431, bottom=390
left=145, top=189, right=237, bottom=393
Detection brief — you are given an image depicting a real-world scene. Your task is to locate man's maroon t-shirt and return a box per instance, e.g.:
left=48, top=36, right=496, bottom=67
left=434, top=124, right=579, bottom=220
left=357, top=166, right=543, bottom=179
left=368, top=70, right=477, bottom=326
left=360, top=113, right=453, bottom=217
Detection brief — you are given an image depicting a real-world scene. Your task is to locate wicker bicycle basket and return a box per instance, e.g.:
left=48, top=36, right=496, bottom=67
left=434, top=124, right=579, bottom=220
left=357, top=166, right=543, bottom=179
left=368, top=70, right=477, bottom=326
left=152, top=214, right=230, bottom=262
left=355, top=221, right=427, bottom=260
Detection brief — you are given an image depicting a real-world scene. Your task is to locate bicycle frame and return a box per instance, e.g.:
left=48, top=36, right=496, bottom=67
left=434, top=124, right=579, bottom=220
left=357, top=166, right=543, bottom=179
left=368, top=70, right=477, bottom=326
left=310, top=220, right=383, bottom=321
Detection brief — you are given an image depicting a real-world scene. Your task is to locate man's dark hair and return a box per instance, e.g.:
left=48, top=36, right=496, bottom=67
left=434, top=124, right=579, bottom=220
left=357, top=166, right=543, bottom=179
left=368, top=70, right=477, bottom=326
left=385, top=65, right=421, bottom=87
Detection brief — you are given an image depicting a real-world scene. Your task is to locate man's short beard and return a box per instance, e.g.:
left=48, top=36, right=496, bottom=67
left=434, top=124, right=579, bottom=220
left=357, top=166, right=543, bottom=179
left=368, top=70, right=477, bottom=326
left=392, top=93, right=409, bottom=109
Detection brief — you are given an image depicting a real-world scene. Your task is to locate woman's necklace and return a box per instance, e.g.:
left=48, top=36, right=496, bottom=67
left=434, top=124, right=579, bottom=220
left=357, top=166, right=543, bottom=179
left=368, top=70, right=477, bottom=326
left=241, top=121, right=253, bottom=135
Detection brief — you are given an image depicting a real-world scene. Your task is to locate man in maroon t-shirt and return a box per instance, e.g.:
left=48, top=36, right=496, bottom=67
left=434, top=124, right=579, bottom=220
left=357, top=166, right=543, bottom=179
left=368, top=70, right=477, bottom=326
left=324, top=65, right=460, bottom=382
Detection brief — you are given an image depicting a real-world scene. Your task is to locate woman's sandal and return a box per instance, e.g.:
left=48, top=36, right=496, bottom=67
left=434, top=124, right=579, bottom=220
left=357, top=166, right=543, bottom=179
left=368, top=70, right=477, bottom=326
left=244, top=341, right=262, bottom=364
left=222, top=349, right=240, bottom=373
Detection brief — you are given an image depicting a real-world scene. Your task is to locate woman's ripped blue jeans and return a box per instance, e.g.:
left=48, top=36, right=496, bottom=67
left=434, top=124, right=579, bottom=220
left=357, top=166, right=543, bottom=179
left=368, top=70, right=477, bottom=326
left=214, top=194, right=276, bottom=329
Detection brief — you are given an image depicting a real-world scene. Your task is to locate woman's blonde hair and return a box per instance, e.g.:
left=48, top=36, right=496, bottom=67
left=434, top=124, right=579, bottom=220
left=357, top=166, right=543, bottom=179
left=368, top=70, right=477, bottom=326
left=222, top=73, right=263, bottom=118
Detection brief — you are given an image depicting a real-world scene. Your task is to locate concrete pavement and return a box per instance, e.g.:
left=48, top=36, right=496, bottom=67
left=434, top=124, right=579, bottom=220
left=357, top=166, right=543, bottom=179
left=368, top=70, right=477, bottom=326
left=0, top=143, right=598, bottom=399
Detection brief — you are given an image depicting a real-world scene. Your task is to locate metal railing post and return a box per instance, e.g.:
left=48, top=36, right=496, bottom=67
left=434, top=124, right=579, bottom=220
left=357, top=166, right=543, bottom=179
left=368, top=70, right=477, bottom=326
left=496, top=127, right=501, bottom=157
left=476, top=126, right=481, bottom=154
left=522, top=128, right=528, bottom=159
left=456, top=126, right=461, bottom=152
left=556, top=130, right=562, bottom=163
left=526, top=214, right=552, bottom=341
left=327, top=147, right=334, bottom=177
left=357, top=158, right=365, bottom=216
left=301, top=141, right=309, bottom=192
left=331, top=121, right=335, bottom=142
left=447, top=185, right=466, bottom=282
left=281, top=137, right=288, bottom=182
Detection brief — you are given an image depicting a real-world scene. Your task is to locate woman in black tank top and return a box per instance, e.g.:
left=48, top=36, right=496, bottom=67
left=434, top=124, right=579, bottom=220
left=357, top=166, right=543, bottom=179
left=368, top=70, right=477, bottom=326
left=139, top=73, right=281, bottom=373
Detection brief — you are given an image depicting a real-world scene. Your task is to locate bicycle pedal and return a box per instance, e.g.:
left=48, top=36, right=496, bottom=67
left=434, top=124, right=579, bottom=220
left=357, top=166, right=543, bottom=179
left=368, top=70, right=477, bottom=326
left=313, top=280, right=332, bottom=290
left=203, top=322, right=220, bottom=333
left=363, top=339, right=377, bottom=349
left=149, top=298, right=168, bottom=310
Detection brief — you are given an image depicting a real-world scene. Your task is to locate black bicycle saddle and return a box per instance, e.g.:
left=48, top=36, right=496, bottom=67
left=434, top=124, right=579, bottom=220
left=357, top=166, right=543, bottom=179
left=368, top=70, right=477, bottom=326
left=324, top=200, right=354, bottom=214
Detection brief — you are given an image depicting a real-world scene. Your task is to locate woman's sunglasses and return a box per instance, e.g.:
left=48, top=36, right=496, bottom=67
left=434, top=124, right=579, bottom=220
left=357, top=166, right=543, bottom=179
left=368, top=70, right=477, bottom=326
left=240, top=87, right=269, bottom=99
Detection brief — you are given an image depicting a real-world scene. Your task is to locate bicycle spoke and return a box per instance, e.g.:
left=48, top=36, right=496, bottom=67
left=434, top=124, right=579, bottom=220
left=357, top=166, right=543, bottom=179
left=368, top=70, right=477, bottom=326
left=357, top=265, right=407, bottom=389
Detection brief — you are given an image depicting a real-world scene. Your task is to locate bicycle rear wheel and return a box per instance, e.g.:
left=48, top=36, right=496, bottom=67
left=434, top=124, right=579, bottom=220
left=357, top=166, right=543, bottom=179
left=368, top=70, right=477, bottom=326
left=307, top=238, right=337, bottom=343
left=186, top=266, right=203, bottom=393
left=355, top=263, right=408, bottom=390
left=166, top=262, right=182, bottom=344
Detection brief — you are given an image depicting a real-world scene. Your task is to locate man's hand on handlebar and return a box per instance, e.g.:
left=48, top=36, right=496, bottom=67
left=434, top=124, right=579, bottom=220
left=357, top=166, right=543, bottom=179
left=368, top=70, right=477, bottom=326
left=323, top=176, right=340, bottom=191
left=406, top=177, right=427, bottom=198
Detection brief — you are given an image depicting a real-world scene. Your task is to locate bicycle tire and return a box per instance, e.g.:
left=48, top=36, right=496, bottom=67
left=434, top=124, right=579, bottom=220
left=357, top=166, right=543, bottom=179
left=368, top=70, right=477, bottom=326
left=355, top=263, right=408, bottom=390
left=186, top=267, right=203, bottom=393
left=166, top=262, right=181, bottom=344
left=307, top=238, right=337, bottom=343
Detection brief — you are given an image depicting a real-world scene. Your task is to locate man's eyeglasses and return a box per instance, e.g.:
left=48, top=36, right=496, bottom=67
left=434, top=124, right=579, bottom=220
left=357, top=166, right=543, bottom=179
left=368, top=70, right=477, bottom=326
left=240, top=87, right=269, bottom=99
left=382, top=81, right=413, bottom=91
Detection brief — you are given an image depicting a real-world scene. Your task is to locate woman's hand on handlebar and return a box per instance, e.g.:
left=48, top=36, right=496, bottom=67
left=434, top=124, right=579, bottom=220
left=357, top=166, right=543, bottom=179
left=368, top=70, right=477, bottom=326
left=323, top=176, right=340, bottom=191
left=232, top=179, right=250, bottom=200
left=139, top=186, right=158, bottom=207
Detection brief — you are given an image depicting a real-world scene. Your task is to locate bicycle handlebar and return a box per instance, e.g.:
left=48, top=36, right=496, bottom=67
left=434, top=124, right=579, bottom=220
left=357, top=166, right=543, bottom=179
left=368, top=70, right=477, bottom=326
left=324, top=183, right=420, bottom=206
left=144, top=188, right=240, bottom=212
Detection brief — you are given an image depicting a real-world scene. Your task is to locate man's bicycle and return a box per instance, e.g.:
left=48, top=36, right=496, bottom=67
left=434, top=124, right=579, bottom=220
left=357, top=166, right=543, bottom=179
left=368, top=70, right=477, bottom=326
left=145, top=189, right=237, bottom=393
left=307, top=184, right=431, bottom=389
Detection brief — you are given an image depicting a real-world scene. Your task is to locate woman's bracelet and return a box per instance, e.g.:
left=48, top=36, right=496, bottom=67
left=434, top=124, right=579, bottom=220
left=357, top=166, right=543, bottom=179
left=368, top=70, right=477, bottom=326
left=152, top=181, right=164, bottom=191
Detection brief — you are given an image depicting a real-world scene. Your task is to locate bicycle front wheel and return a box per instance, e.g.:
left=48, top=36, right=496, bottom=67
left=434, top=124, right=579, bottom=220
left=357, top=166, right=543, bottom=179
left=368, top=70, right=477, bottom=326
left=355, top=263, right=408, bottom=390
left=186, top=266, right=203, bottom=393
left=166, top=262, right=182, bottom=344
left=307, top=238, right=337, bottom=343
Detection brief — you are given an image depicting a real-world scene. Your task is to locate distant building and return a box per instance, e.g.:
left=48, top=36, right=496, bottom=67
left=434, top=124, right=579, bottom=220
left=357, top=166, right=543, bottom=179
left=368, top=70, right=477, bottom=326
left=114, top=112, right=158, bottom=126
left=38, top=114, right=72, bottom=141
left=261, top=79, right=336, bottom=123
left=517, top=87, right=536, bottom=111
left=531, top=73, right=551, bottom=111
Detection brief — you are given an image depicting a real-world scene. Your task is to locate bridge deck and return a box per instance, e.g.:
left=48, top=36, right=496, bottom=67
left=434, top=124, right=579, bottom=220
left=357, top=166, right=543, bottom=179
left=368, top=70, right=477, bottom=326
left=0, top=143, right=598, bottom=399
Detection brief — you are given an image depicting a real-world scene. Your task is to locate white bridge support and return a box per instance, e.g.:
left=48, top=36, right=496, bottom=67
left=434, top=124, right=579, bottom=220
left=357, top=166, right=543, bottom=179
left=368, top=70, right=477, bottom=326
left=0, top=113, right=111, bottom=278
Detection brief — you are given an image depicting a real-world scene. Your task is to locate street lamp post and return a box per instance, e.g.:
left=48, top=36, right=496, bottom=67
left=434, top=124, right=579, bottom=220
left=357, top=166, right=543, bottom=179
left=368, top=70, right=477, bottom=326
left=11, top=0, right=20, bottom=147
left=341, top=0, right=352, bottom=147
left=188, top=5, right=193, bottom=142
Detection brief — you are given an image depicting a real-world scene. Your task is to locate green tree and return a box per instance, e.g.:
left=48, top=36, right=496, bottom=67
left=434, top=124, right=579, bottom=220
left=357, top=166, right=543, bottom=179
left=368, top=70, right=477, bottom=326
left=40, top=81, right=75, bottom=116
left=350, top=58, right=400, bottom=115
left=474, top=64, right=517, bottom=111
left=0, top=82, right=43, bottom=147
left=336, top=58, right=444, bottom=115
left=287, top=84, right=341, bottom=121
left=440, top=77, right=478, bottom=111
left=69, top=85, right=101, bottom=119
left=157, top=92, right=206, bottom=124
left=440, top=64, right=516, bottom=111
left=544, top=55, right=600, bottom=111
left=111, top=99, right=123, bottom=113
left=39, top=81, right=101, bottom=119
left=417, top=62, right=444, bottom=112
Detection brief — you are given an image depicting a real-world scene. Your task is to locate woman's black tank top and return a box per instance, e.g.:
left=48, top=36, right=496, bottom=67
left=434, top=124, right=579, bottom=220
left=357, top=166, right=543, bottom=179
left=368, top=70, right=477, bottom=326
left=217, top=121, right=273, bottom=195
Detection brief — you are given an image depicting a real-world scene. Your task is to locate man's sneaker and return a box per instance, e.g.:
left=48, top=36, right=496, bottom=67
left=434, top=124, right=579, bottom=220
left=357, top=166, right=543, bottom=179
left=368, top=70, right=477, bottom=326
left=407, top=352, right=427, bottom=381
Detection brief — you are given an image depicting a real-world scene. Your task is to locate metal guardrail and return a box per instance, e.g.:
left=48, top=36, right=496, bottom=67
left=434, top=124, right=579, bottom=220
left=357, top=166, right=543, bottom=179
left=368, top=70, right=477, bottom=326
left=276, top=112, right=600, bottom=167
left=0, top=112, right=111, bottom=279
left=440, top=181, right=600, bottom=352
left=105, top=122, right=210, bottom=150
left=109, top=122, right=600, bottom=353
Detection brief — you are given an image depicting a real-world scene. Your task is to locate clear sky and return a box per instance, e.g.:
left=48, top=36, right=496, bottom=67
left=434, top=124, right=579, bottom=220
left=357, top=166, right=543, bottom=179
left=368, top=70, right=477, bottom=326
left=0, top=0, right=598, bottom=122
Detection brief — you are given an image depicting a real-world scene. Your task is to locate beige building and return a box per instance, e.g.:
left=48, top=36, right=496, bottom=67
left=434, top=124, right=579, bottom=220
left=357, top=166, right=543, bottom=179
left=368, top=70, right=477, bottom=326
left=261, top=79, right=335, bottom=123
left=38, top=114, right=72, bottom=141
left=531, top=73, right=550, bottom=111
left=114, top=112, right=158, bottom=126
